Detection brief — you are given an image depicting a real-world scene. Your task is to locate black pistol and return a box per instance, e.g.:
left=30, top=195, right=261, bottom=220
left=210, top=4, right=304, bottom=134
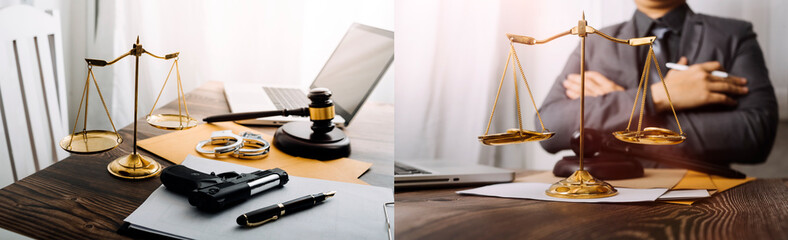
left=160, top=165, right=289, bottom=212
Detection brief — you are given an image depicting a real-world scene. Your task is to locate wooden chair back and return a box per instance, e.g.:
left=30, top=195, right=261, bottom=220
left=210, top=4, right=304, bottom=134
left=0, top=5, right=69, bottom=187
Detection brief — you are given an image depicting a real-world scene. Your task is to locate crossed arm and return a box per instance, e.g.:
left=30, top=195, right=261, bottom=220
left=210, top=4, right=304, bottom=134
left=538, top=25, right=777, bottom=165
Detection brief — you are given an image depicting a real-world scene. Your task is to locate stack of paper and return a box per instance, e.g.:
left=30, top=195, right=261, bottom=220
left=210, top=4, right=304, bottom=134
left=124, top=155, right=392, bottom=239
left=458, top=169, right=754, bottom=204
left=457, top=182, right=670, bottom=203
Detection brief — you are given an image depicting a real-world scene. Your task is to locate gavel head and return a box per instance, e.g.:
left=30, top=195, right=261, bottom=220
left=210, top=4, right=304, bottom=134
left=307, top=88, right=335, bottom=133
left=570, top=128, right=602, bottom=157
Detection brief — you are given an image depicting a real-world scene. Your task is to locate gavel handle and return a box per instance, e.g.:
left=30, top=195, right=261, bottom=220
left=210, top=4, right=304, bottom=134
left=603, top=140, right=747, bottom=179
left=203, top=108, right=310, bottom=123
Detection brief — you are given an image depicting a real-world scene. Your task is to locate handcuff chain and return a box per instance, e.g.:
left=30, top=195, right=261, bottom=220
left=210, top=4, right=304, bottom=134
left=195, top=131, right=270, bottom=159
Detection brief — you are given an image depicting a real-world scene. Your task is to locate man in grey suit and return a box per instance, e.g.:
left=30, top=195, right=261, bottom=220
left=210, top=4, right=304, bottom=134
left=538, top=0, right=778, bottom=168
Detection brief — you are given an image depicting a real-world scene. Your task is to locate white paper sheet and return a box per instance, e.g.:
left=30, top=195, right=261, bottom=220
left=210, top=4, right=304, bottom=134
left=124, top=155, right=393, bottom=240
left=656, top=189, right=711, bottom=200
left=457, top=182, right=669, bottom=203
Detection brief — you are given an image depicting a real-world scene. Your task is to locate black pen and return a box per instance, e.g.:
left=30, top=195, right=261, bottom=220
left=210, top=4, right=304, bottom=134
left=236, top=191, right=336, bottom=227
left=203, top=108, right=309, bottom=123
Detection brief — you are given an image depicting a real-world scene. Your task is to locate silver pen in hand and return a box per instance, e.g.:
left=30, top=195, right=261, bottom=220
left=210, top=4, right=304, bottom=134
left=666, top=62, right=729, bottom=78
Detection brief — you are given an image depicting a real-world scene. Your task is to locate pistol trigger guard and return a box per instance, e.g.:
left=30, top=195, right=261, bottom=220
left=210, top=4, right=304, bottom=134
left=216, top=171, right=240, bottom=179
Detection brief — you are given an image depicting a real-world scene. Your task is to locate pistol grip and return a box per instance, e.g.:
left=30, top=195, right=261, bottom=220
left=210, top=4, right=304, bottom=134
left=161, top=165, right=223, bottom=195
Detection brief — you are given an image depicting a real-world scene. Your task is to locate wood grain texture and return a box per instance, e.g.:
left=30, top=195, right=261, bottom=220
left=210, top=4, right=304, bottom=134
left=0, top=81, right=393, bottom=239
left=395, top=174, right=788, bottom=240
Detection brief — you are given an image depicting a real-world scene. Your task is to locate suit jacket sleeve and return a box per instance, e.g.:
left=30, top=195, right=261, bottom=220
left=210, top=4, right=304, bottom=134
left=666, top=22, right=778, bottom=165
left=537, top=44, right=654, bottom=153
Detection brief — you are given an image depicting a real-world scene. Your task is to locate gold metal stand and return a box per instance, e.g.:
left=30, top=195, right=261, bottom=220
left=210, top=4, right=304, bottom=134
left=61, top=36, right=191, bottom=179
left=483, top=13, right=686, bottom=199
left=111, top=37, right=160, bottom=179
left=478, top=40, right=554, bottom=145
left=107, top=153, right=161, bottom=179
left=146, top=55, right=198, bottom=130
left=544, top=14, right=617, bottom=198
left=59, top=64, right=121, bottom=154
left=545, top=170, right=616, bottom=198
left=612, top=45, right=685, bottom=145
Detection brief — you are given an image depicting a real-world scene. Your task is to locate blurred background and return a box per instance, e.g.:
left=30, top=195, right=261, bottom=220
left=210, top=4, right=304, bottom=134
left=0, top=0, right=394, bottom=141
left=395, top=0, right=787, bottom=177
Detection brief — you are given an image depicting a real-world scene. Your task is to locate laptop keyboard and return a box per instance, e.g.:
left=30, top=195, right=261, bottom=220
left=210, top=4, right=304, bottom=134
left=395, top=162, right=432, bottom=175
left=263, top=87, right=310, bottom=110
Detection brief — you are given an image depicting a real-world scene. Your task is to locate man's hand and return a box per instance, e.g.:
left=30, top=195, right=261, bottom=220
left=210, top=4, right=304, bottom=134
left=651, top=57, right=748, bottom=112
left=563, top=71, right=624, bottom=99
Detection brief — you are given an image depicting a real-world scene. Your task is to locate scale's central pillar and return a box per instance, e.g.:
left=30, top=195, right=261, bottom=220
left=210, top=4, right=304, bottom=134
left=107, top=37, right=162, bottom=179
left=545, top=14, right=617, bottom=198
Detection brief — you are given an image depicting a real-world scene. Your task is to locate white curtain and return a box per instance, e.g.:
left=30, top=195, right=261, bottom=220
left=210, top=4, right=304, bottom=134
left=395, top=0, right=502, bottom=166
left=395, top=0, right=787, bottom=170
left=66, top=0, right=394, bottom=135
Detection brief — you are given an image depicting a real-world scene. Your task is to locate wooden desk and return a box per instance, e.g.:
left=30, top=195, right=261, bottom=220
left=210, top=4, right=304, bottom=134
left=395, top=172, right=788, bottom=240
left=0, top=81, right=393, bottom=239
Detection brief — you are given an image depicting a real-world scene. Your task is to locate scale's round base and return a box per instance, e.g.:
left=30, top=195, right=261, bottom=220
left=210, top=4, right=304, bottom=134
left=146, top=114, right=198, bottom=130
left=273, top=121, right=350, bottom=160
left=59, top=130, right=122, bottom=154
left=613, top=127, right=685, bottom=145
left=107, top=153, right=162, bottom=179
left=546, top=170, right=618, bottom=199
left=478, top=129, right=554, bottom=146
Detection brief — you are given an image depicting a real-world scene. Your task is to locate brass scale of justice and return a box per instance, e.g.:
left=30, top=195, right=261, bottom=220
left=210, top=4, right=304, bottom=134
left=58, top=37, right=197, bottom=179
left=479, top=13, right=686, bottom=198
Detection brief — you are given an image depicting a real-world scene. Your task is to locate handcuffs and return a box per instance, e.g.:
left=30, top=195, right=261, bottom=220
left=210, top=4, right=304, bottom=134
left=195, top=130, right=270, bottom=159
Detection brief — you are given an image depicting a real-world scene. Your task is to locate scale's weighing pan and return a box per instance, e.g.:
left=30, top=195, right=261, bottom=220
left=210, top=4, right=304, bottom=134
left=479, top=129, right=555, bottom=145
left=613, top=127, right=685, bottom=145
left=59, top=130, right=122, bottom=154
left=146, top=114, right=198, bottom=130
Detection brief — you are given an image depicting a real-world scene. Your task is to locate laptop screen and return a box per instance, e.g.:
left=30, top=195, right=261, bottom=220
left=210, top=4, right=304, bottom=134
left=310, top=23, right=394, bottom=125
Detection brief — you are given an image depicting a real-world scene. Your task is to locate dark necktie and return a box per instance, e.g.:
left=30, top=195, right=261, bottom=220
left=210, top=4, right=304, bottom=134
left=650, top=24, right=671, bottom=82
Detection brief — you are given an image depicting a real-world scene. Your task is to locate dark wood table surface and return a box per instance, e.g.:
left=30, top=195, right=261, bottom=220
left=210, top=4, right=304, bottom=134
left=395, top=172, right=788, bottom=240
left=0, top=81, right=393, bottom=239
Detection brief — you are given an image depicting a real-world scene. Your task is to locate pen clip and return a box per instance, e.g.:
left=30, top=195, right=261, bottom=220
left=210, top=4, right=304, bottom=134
left=242, top=214, right=279, bottom=227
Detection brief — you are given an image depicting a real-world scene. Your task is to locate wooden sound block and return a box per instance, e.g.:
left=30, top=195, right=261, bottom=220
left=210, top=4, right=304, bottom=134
left=273, top=121, right=350, bottom=161
left=553, top=153, right=644, bottom=180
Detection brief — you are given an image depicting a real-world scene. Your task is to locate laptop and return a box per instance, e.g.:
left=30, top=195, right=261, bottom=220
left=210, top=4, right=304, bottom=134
left=224, top=23, right=394, bottom=127
left=395, top=160, right=515, bottom=188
